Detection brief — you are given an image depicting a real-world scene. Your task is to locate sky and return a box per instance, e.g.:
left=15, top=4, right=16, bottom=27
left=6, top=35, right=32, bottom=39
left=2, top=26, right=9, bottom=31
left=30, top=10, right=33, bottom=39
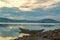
left=0, top=0, right=60, bottom=21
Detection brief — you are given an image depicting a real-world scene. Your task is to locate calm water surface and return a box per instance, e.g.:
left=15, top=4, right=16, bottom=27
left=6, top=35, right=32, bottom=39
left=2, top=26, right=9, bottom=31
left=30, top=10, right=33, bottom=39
left=0, top=23, right=60, bottom=37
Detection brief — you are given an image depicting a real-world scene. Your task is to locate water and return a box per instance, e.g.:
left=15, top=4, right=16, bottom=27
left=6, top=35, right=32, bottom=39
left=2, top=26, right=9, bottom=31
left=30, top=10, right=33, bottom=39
left=0, top=23, right=60, bottom=37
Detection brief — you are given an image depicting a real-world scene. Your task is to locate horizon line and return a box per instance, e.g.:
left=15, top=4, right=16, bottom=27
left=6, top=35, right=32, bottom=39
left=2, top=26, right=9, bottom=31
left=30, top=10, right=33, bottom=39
left=0, top=22, right=60, bottom=24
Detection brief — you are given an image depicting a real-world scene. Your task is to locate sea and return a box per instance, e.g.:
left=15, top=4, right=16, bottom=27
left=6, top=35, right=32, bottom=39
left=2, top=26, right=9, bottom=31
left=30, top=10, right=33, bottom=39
left=0, top=23, right=60, bottom=40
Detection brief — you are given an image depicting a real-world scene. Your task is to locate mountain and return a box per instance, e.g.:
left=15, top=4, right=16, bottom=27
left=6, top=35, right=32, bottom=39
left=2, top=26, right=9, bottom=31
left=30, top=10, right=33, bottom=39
left=0, top=18, right=16, bottom=22
left=0, top=18, right=59, bottom=23
left=0, top=18, right=33, bottom=22
left=38, top=19, right=59, bottom=23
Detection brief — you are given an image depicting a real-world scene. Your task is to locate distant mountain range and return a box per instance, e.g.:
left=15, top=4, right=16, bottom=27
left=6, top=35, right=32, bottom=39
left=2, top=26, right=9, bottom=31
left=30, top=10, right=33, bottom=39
left=0, top=18, right=60, bottom=23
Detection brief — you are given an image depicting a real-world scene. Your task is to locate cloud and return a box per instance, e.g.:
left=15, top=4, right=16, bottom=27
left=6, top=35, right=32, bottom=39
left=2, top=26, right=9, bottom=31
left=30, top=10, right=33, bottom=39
left=24, top=15, right=60, bottom=20
left=0, top=5, right=60, bottom=20
left=5, top=14, right=25, bottom=20
left=1, top=13, right=60, bottom=20
left=40, top=0, right=60, bottom=9
left=4, top=14, right=14, bottom=19
left=0, top=0, right=60, bottom=11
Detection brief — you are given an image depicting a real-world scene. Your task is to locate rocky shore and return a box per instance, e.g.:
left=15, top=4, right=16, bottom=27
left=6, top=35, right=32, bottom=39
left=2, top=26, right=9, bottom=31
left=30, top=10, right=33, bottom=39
left=13, top=28, right=60, bottom=40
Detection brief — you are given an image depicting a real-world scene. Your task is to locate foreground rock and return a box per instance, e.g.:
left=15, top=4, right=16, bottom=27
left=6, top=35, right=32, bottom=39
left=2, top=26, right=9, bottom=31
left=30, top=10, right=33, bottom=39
left=13, top=28, right=60, bottom=40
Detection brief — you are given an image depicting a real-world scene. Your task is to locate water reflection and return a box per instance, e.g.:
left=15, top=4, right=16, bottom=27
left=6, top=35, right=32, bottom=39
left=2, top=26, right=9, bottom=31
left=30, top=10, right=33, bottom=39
left=40, top=25, right=55, bottom=27
left=0, top=23, right=60, bottom=37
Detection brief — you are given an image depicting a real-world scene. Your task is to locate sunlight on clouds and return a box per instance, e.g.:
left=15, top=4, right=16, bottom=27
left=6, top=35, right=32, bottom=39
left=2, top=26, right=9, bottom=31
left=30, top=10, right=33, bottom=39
left=3, top=14, right=25, bottom=20
left=4, top=13, right=16, bottom=19
left=4, top=14, right=15, bottom=19
left=0, top=0, right=60, bottom=11
left=1, top=0, right=26, bottom=7
left=41, top=0, right=60, bottom=9
left=5, top=14, right=13, bottom=17
left=0, top=1, right=5, bottom=8
left=8, top=16, right=25, bottom=20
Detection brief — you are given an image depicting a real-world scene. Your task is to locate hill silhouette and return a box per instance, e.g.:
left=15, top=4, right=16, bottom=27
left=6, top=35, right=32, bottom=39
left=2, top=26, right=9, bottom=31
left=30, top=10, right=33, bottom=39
left=0, top=18, right=59, bottom=23
left=39, top=19, right=59, bottom=23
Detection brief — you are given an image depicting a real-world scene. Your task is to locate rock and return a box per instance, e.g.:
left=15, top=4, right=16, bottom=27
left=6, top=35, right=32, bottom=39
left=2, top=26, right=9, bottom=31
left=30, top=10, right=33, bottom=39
left=13, top=28, right=60, bottom=40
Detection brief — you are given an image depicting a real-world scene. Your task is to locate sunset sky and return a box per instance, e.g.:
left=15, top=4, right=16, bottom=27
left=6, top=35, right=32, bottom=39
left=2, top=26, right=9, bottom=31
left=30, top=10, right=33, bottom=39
left=0, top=0, right=60, bottom=21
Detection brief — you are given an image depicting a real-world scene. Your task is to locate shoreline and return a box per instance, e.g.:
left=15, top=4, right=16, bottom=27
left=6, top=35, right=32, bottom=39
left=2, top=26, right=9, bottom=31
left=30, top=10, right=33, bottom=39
left=13, top=28, right=60, bottom=40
